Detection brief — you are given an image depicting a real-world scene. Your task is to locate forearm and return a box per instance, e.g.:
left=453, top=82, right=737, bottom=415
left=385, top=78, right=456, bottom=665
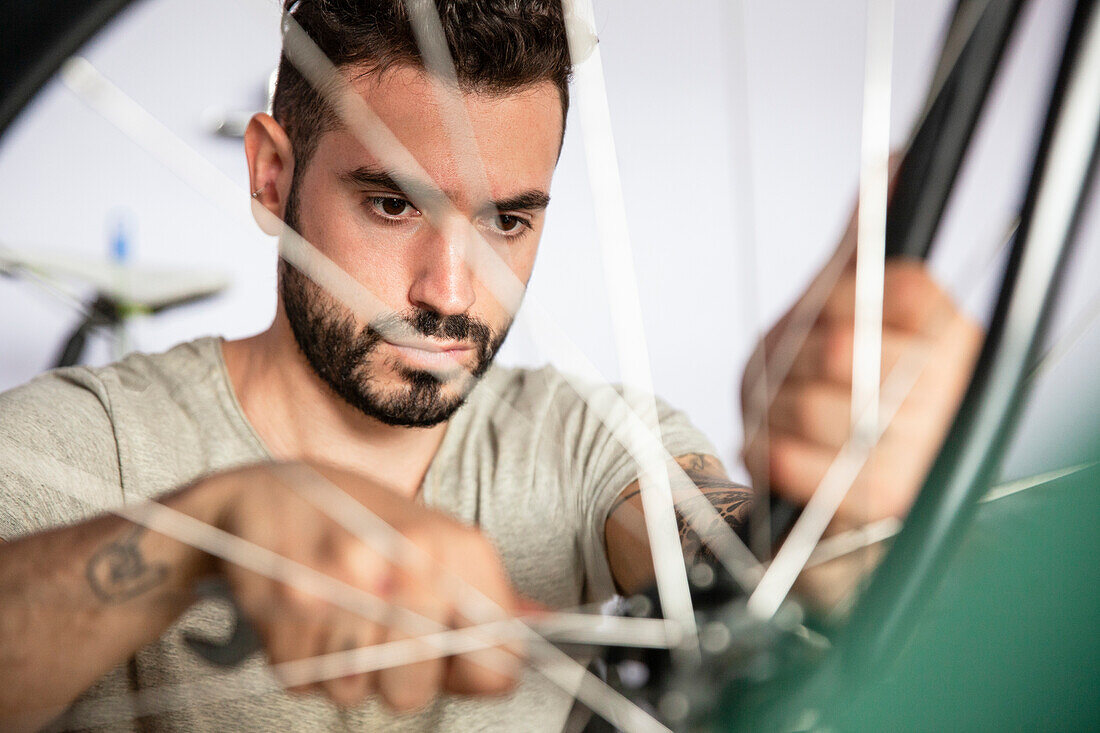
left=605, top=453, right=754, bottom=595
left=0, top=480, right=221, bottom=728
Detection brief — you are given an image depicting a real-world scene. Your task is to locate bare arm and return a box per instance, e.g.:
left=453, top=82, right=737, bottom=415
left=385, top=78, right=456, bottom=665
left=604, top=453, right=752, bottom=595
left=0, top=481, right=220, bottom=730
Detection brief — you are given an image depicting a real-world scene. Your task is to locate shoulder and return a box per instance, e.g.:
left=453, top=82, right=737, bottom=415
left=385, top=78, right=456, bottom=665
left=0, top=366, right=123, bottom=538
left=85, top=336, right=225, bottom=400
left=0, top=337, right=224, bottom=440
left=0, top=337, right=231, bottom=536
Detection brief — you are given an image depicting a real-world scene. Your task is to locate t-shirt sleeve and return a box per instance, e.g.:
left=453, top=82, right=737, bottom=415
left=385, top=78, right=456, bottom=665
left=0, top=368, right=124, bottom=540
left=562, top=380, right=718, bottom=603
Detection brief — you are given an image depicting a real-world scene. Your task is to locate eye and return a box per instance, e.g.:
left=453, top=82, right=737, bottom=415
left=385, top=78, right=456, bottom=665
left=369, top=197, right=417, bottom=218
left=486, top=213, right=530, bottom=237
left=495, top=215, right=521, bottom=232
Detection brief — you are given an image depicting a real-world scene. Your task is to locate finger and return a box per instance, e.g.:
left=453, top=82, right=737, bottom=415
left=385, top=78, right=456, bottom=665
left=442, top=534, right=521, bottom=696
left=789, top=322, right=922, bottom=385
left=317, top=614, right=382, bottom=708
left=819, top=260, right=956, bottom=333
left=837, top=438, right=927, bottom=524
left=769, top=381, right=851, bottom=450
left=757, top=431, right=836, bottom=507
left=754, top=430, right=905, bottom=525
left=376, top=565, right=450, bottom=713
left=265, top=611, right=327, bottom=697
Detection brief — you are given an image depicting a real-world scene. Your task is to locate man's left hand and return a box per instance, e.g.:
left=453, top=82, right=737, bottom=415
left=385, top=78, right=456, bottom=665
left=743, top=257, right=984, bottom=528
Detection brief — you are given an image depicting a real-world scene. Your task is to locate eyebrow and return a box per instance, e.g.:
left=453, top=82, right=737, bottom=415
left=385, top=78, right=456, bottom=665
left=341, top=164, right=550, bottom=214
left=492, top=190, right=550, bottom=213
left=341, top=165, right=438, bottom=203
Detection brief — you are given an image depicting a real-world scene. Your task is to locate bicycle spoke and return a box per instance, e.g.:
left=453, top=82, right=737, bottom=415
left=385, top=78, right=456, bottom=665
left=562, top=0, right=700, bottom=661
left=851, top=0, right=894, bottom=462
left=1027, top=285, right=1100, bottom=382
left=718, top=0, right=776, bottom=562
left=736, top=0, right=1008, bottom=457
left=747, top=320, right=922, bottom=620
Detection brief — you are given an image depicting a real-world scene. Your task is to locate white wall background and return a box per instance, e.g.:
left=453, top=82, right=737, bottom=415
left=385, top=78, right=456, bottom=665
left=1, top=0, right=1095, bottom=484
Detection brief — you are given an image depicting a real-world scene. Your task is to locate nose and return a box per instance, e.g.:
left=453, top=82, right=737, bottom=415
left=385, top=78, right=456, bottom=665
left=407, top=219, right=477, bottom=316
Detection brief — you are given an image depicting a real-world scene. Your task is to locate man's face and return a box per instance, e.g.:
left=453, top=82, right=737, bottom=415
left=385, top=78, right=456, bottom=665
left=279, top=65, right=563, bottom=427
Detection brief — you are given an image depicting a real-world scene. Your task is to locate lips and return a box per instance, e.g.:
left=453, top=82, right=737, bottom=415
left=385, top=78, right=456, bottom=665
left=385, top=337, right=472, bottom=353
left=383, top=338, right=476, bottom=371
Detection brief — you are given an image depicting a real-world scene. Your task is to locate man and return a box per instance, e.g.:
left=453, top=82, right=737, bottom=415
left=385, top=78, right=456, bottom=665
left=0, top=1, right=981, bottom=730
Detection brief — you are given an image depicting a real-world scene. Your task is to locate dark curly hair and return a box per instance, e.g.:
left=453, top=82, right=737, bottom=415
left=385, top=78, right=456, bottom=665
left=271, top=0, right=572, bottom=172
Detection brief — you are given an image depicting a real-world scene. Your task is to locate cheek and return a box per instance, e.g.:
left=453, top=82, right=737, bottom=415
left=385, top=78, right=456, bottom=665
left=469, top=281, right=517, bottom=336
left=298, top=201, right=417, bottom=302
left=296, top=174, right=401, bottom=262
left=495, top=236, right=539, bottom=283
left=475, top=296, right=512, bottom=331
left=482, top=240, right=537, bottom=318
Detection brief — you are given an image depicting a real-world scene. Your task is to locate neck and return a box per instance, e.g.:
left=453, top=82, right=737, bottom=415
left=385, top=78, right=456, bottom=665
left=221, top=314, right=449, bottom=498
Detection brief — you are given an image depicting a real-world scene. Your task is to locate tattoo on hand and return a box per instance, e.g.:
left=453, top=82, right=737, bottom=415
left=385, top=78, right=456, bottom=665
left=86, top=525, right=169, bottom=603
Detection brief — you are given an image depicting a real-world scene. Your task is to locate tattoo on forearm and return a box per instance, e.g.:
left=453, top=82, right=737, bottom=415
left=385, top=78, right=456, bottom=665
left=682, top=453, right=710, bottom=473
left=86, top=525, right=169, bottom=603
left=679, top=455, right=753, bottom=560
left=607, top=453, right=754, bottom=562
left=675, top=486, right=753, bottom=563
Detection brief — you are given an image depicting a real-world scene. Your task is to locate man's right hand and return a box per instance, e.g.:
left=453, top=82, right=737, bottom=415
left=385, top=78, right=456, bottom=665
left=194, top=462, right=523, bottom=711
left=0, top=461, right=522, bottom=730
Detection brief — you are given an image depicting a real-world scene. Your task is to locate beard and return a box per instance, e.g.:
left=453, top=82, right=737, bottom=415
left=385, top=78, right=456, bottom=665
left=279, top=259, right=509, bottom=427
left=278, top=185, right=510, bottom=427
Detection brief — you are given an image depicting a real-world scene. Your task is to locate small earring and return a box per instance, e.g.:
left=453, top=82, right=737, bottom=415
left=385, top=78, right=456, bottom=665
left=251, top=184, right=267, bottom=199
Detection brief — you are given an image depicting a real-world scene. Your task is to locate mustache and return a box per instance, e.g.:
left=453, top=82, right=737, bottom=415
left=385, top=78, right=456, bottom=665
left=368, top=309, right=494, bottom=348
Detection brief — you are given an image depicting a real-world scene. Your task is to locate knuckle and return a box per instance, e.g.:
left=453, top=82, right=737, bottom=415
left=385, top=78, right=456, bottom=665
left=470, top=659, right=520, bottom=695
left=888, top=262, right=950, bottom=325
left=888, top=259, right=929, bottom=288
left=888, top=263, right=924, bottom=302
left=794, top=384, right=821, bottom=433
left=321, top=530, right=357, bottom=563
left=381, top=682, right=434, bottom=713
left=276, top=581, right=323, bottom=613
left=337, top=539, right=385, bottom=585
left=767, top=435, right=797, bottom=484
left=326, top=678, right=367, bottom=709
left=403, top=522, right=447, bottom=559
left=824, top=323, right=853, bottom=377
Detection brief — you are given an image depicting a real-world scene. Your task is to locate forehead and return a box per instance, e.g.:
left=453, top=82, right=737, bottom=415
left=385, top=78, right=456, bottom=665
left=311, top=64, right=563, bottom=207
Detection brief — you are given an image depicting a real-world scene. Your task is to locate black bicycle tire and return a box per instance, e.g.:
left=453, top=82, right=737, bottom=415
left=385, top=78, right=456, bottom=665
left=885, top=0, right=1028, bottom=259
left=0, top=0, right=140, bottom=138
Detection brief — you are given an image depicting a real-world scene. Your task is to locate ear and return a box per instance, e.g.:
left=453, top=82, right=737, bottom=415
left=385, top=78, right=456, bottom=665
left=244, top=113, right=296, bottom=236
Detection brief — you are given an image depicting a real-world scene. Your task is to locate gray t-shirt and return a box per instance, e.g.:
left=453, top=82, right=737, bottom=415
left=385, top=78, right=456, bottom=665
left=0, top=337, right=715, bottom=731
